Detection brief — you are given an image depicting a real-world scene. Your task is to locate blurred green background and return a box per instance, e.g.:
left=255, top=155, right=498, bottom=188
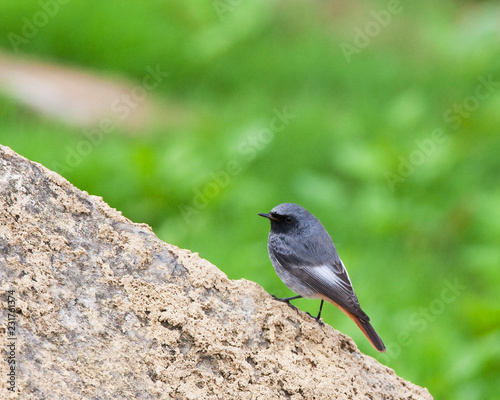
left=1, top=1, right=500, bottom=398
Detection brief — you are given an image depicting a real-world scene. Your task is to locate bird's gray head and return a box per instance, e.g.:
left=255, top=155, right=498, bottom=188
left=258, top=203, right=320, bottom=235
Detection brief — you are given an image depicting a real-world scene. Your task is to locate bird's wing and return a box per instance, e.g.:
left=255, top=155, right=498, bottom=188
left=271, top=239, right=369, bottom=321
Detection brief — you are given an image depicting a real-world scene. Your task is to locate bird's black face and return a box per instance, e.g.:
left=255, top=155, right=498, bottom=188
left=258, top=211, right=301, bottom=234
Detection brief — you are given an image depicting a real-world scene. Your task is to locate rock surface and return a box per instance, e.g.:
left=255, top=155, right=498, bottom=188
left=0, top=145, right=433, bottom=399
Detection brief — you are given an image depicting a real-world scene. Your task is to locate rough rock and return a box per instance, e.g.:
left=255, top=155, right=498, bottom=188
left=0, top=145, right=433, bottom=399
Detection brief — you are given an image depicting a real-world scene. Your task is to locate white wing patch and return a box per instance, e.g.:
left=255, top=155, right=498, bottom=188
left=307, top=260, right=357, bottom=303
left=312, top=265, right=345, bottom=290
left=339, top=259, right=353, bottom=285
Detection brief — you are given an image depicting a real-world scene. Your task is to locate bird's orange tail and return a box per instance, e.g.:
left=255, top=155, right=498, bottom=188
left=323, top=298, right=386, bottom=353
left=351, top=314, right=386, bottom=353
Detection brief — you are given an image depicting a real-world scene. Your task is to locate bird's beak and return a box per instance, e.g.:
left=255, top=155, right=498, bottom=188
left=258, top=213, right=278, bottom=221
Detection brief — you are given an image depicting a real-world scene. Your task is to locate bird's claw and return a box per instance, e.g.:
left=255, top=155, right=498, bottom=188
left=271, top=294, right=299, bottom=311
left=305, top=311, right=324, bottom=326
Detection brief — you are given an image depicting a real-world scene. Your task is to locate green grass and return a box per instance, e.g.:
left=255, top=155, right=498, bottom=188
left=1, top=1, right=500, bottom=398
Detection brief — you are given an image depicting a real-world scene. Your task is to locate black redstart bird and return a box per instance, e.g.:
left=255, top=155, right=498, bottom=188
left=258, top=203, right=386, bottom=352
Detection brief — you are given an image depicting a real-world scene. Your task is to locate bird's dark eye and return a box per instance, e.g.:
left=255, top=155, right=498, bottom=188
left=285, top=216, right=293, bottom=223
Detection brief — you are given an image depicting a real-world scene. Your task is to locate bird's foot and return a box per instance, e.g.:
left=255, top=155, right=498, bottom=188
left=305, top=311, right=324, bottom=326
left=271, top=294, right=300, bottom=311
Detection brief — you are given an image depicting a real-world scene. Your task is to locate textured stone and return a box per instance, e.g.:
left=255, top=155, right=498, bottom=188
left=0, top=145, right=432, bottom=399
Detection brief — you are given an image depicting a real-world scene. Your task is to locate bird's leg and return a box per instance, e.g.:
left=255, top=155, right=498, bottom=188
left=316, top=300, right=325, bottom=322
left=271, top=294, right=302, bottom=311
left=272, top=296, right=324, bottom=325
left=305, top=300, right=325, bottom=325
left=272, top=294, right=302, bottom=303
